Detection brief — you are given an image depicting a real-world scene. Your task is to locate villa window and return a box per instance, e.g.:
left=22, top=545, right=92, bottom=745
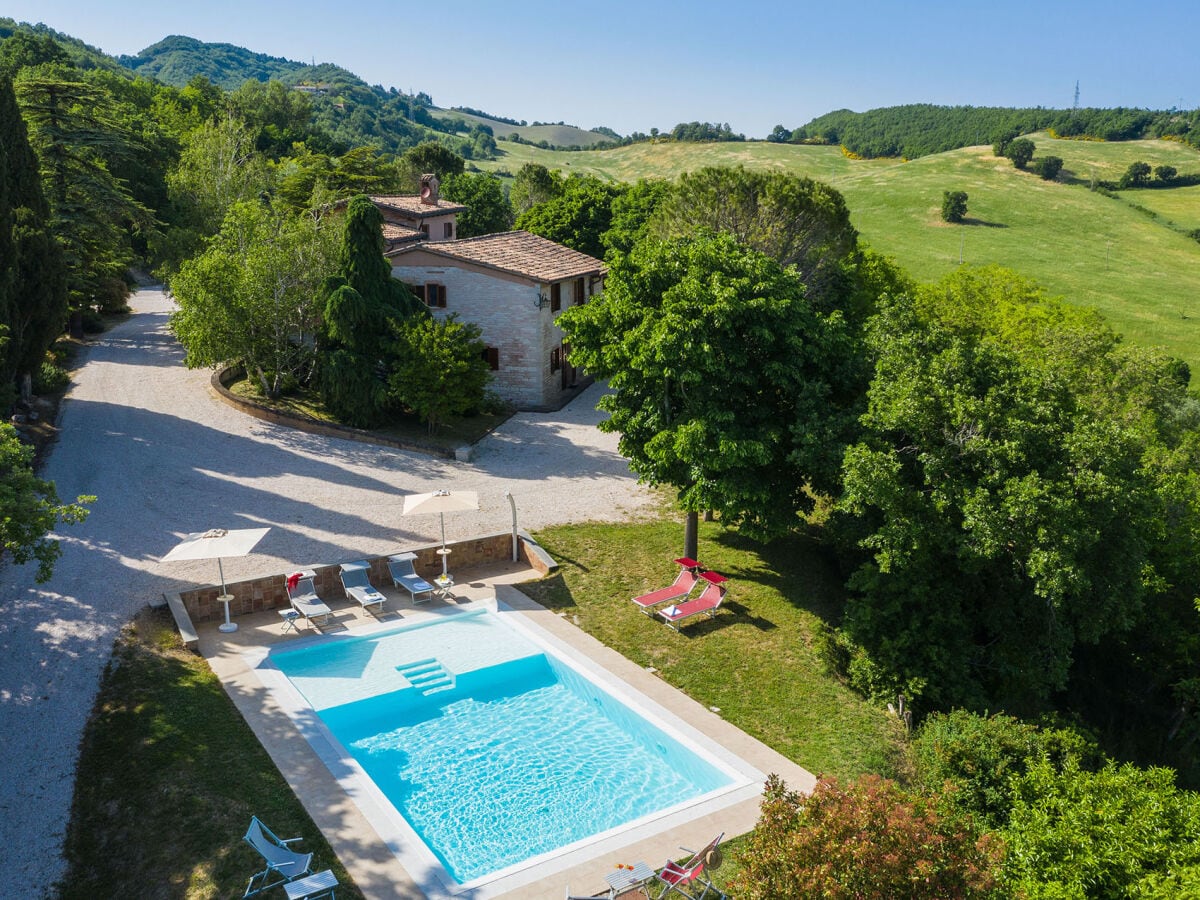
left=419, top=224, right=430, bottom=238
left=482, top=347, right=499, bottom=370
left=550, top=347, right=561, bottom=373
left=443, top=222, right=454, bottom=239
left=408, top=283, right=446, bottom=307
left=574, top=278, right=585, bottom=305
left=550, top=283, right=561, bottom=312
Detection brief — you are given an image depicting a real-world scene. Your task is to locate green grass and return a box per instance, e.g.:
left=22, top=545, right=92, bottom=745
left=431, top=107, right=611, bottom=146
left=61, top=609, right=363, bottom=899
left=482, top=135, right=1200, bottom=370
left=520, top=519, right=907, bottom=781
left=227, top=377, right=511, bottom=450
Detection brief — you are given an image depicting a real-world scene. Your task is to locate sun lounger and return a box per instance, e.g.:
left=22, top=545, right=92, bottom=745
left=285, top=571, right=332, bottom=626
left=631, top=557, right=703, bottom=614
left=242, top=815, right=314, bottom=897
left=653, top=832, right=726, bottom=899
left=339, top=560, right=387, bottom=612
left=388, top=552, right=436, bottom=603
left=658, top=572, right=727, bottom=631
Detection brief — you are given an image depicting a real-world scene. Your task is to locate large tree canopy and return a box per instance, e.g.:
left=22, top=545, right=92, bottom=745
left=559, top=232, right=859, bottom=541
left=837, top=266, right=1200, bottom=711
left=515, top=174, right=620, bottom=260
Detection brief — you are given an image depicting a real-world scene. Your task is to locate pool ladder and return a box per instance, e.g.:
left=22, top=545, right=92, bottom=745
left=396, top=658, right=455, bottom=695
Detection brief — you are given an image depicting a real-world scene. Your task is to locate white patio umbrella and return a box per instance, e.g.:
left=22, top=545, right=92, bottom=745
left=161, top=527, right=270, bottom=633
left=401, top=490, right=479, bottom=576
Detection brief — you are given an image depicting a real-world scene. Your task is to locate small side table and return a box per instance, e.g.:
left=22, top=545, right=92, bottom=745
left=604, top=860, right=656, bottom=897
left=434, top=573, right=455, bottom=601
left=283, top=868, right=337, bottom=900
left=216, top=594, right=237, bottom=633
left=279, top=609, right=302, bottom=634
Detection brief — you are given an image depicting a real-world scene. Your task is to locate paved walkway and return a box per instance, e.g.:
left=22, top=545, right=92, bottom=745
left=0, top=287, right=656, bottom=897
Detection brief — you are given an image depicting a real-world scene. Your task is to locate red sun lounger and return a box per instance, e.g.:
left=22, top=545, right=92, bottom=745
left=658, top=571, right=728, bottom=631
left=654, top=832, right=727, bottom=899
left=631, top=557, right=703, bottom=614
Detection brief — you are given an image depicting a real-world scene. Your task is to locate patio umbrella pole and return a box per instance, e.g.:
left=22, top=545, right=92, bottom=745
left=216, top=556, right=237, bottom=632
left=439, top=513, right=448, bottom=575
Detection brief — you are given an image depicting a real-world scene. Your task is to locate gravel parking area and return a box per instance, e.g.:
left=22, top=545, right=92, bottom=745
left=0, top=287, right=656, bottom=897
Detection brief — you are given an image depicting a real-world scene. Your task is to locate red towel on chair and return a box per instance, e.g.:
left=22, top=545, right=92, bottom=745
left=286, top=572, right=301, bottom=592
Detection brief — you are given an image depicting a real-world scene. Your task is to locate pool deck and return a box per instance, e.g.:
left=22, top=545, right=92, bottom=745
left=199, top=561, right=815, bottom=899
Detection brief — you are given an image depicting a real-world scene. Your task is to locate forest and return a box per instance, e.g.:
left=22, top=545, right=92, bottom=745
left=5, top=16, right=1200, bottom=895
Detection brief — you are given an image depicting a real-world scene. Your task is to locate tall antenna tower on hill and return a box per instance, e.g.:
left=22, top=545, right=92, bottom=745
left=1072, top=80, right=1080, bottom=116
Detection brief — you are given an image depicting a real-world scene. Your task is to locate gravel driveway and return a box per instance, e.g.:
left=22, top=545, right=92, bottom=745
left=0, top=286, right=655, bottom=896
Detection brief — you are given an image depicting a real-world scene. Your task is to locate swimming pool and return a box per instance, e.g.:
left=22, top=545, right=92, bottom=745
left=267, top=609, right=743, bottom=886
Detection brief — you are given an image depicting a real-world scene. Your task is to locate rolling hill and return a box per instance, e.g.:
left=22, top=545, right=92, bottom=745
left=477, top=136, right=1200, bottom=370
left=430, top=108, right=614, bottom=147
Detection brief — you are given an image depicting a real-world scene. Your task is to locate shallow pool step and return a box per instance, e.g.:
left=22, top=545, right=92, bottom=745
left=396, top=658, right=456, bottom=695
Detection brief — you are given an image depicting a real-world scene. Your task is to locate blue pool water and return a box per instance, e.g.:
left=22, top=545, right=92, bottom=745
left=271, top=612, right=733, bottom=883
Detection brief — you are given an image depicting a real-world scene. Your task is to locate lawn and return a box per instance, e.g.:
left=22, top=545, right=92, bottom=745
left=63, top=518, right=905, bottom=896
left=481, top=135, right=1200, bottom=370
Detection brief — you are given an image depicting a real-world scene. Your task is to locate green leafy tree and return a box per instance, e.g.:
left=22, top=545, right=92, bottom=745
left=559, top=233, right=859, bottom=557
left=509, top=162, right=563, bottom=215
left=397, top=141, right=464, bottom=190
left=1035, top=155, right=1063, bottom=181
left=1003, top=758, right=1200, bottom=898
left=0, top=74, right=67, bottom=407
left=838, top=266, right=1200, bottom=710
left=651, top=166, right=858, bottom=302
left=167, top=115, right=271, bottom=237
left=992, top=128, right=1019, bottom=158
left=170, top=199, right=338, bottom=398
left=1005, top=138, right=1035, bottom=169
left=601, top=178, right=670, bottom=259
left=388, top=314, right=489, bottom=433
left=1120, top=160, right=1152, bottom=187
left=317, top=195, right=421, bottom=425
left=730, top=774, right=1003, bottom=899
left=441, top=171, right=513, bottom=238
left=1154, top=164, right=1177, bottom=183
left=515, top=175, right=620, bottom=259
left=941, top=190, right=968, bottom=223
left=0, top=422, right=91, bottom=582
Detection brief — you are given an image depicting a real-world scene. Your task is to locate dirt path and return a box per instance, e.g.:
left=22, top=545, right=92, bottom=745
left=0, top=287, right=655, bottom=896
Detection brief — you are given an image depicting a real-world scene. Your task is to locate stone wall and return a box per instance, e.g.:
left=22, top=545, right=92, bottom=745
left=176, top=530, right=555, bottom=623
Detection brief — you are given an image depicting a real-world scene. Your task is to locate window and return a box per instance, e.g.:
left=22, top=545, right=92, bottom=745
left=424, top=283, right=446, bottom=308
left=550, top=283, right=561, bottom=312
left=419, top=223, right=430, bottom=238
left=574, top=278, right=586, bottom=305
left=550, top=347, right=561, bottom=373
left=443, top=222, right=454, bottom=239
left=481, top=347, right=499, bottom=370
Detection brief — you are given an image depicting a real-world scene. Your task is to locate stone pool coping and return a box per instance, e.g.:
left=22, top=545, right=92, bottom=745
left=198, top=562, right=816, bottom=899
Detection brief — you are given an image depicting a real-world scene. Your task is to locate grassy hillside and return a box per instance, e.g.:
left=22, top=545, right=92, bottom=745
left=432, top=108, right=611, bottom=147
left=480, top=136, right=1200, bottom=369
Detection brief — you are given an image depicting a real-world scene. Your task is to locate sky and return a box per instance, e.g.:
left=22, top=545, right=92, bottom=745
left=5, top=0, right=1199, bottom=138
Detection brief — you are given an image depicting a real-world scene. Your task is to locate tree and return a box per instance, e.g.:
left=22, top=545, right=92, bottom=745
left=651, top=166, right=858, bottom=303
left=397, top=141, right=464, bottom=190
left=170, top=199, right=338, bottom=398
left=992, top=128, right=1019, bottom=158
left=1154, top=164, right=1177, bottom=183
left=317, top=195, right=422, bottom=425
left=1034, top=155, right=1063, bottom=181
left=389, top=314, right=490, bottom=433
left=558, top=233, right=859, bottom=557
left=515, top=175, right=620, bottom=259
left=729, top=774, right=1002, bottom=899
left=837, top=266, right=1200, bottom=711
left=0, top=74, right=67, bottom=407
left=1119, top=160, right=1152, bottom=187
left=1005, top=138, right=1035, bottom=170
left=509, top=162, right=562, bottom=215
left=441, top=171, right=513, bottom=238
left=601, top=178, right=670, bottom=259
left=0, top=422, right=91, bottom=582
left=941, top=190, right=968, bottom=223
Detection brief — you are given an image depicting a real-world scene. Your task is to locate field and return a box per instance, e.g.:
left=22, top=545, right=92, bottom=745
left=478, top=136, right=1200, bottom=370
left=431, top=107, right=611, bottom=147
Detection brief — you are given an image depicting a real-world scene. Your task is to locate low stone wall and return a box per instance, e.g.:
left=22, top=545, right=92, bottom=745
left=174, top=530, right=556, bottom=624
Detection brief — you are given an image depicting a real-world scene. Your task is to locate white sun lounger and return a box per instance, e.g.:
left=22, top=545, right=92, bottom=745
left=339, top=560, right=387, bottom=612
left=387, top=552, right=436, bottom=603
left=285, top=571, right=332, bottom=626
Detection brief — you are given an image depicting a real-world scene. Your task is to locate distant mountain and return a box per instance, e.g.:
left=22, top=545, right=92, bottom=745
left=119, top=35, right=308, bottom=89
left=0, top=17, right=128, bottom=74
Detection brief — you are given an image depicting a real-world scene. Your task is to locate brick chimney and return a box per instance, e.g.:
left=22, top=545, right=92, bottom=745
left=419, top=174, right=440, bottom=206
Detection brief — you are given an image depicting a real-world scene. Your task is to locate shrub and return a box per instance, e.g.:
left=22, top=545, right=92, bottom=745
left=729, top=774, right=1003, bottom=899
left=1006, top=138, right=1035, bottom=170
left=1035, top=155, right=1063, bottom=181
left=1120, top=160, right=1152, bottom=188
left=942, top=190, right=969, bottom=223
left=32, top=361, right=69, bottom=395
left=1155, top=164, right=1178, bottom=183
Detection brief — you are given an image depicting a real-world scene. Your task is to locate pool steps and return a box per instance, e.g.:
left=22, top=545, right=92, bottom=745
left=396, top=658, right=456, bottom=695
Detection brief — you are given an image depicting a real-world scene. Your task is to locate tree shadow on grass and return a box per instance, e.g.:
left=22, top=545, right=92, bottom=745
left=961, top=217, right=1007, bottom=228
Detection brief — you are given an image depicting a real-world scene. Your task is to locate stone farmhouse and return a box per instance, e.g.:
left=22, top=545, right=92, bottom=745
left=372, top=175, right=606, bottom=411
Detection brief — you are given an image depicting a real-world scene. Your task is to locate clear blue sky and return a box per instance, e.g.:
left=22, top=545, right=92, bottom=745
left=6, top=0, right=1198, bottom=138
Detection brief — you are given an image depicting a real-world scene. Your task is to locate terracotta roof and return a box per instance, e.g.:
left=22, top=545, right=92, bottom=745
left=387, top=231, right=605, bottom=282
left=381, top=222, right=421, bottom=245
left=369, top=194, right=468, bottom=219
